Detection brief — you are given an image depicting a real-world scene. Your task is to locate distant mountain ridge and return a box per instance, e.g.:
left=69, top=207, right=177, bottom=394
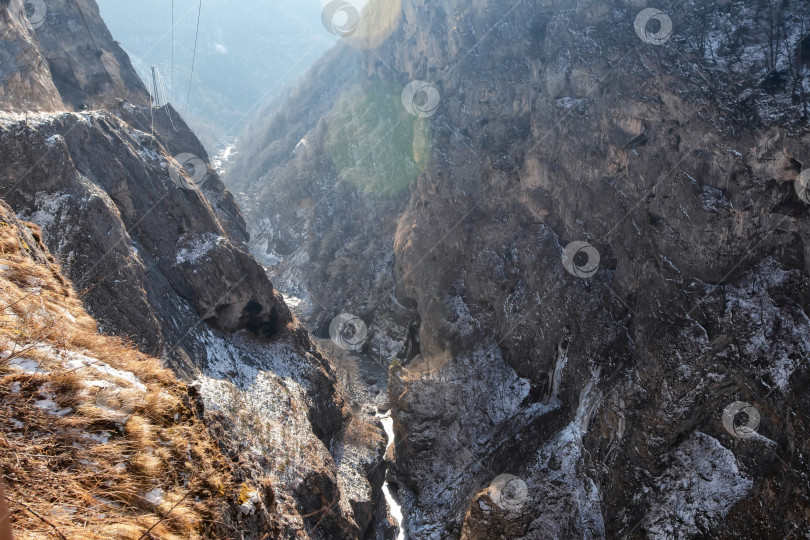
left=95, top=0, right=340, bottom=152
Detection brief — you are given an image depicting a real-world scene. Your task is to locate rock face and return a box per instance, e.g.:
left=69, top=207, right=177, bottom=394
left=0, top=108, right=295, bottom=378
left=0, top=0, right=147, bottom=112
left=0, top=199, right=244, bottom=538
left=230, top=0, right=810, bottom=538
left=0, top=1, right=387, bottom=537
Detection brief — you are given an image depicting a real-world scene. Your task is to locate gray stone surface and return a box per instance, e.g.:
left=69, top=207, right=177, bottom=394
left=229, top=0, right=810, bottom=538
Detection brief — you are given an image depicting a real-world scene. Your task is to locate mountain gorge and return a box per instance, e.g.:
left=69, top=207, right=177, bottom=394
left=1, top=0, right=809, bottom=538
left=0, top=1, right=390, bottom=538
left=229, top=0, right=810, bottom=538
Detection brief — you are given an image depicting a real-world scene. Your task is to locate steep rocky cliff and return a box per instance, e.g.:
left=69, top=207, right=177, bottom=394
left=0, top=1, right=387, bottom=538
left=0, top=199, right=246, bottom=538
left=230, top=0, right=810, bottom=538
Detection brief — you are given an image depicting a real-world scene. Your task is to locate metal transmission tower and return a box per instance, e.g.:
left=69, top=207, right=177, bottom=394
left=149, top=66, right=169, bottom=108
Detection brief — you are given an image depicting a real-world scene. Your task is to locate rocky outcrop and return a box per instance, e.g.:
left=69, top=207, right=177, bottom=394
left=0, top=108, right=294, bottom=376
left=0, top=0, right=147, bottom=112
left=230, top=0, right=810, bottom=538
left=0, top=198, right=248, bottom=538
left=226, top=42, right=424, bottom=362
left=0, top=0, right=63, bottom=110
left=2, top=2, right=288, bottom=375
left=0, top=1, right=388, bottom=537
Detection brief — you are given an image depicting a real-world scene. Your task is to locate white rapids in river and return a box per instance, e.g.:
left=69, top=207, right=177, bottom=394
left=377, top=411, right=406, bottom=539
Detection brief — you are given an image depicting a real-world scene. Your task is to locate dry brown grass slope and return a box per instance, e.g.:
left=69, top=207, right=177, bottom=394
left=0, top=199, right=241, bottom=539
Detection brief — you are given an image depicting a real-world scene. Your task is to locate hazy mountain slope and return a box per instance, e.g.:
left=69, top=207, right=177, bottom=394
left=228, top=0, right=810, bottom=538
left=95, top=0, right=340, bottom=152
left=0, top=1, right=388, bottom=537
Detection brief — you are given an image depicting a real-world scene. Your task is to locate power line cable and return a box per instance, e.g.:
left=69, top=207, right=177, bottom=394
left=72, top=0, right=116, bottom=93
left=158, top=68, right=179, bottom=131
left=184, top=0, right=202, bottom=115
left=72, top=0, right=99, bottom=50
left=171, top=0, right=174, bottom=104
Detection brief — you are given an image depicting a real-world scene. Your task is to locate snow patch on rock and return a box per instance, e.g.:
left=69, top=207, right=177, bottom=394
left=525, top=370, right=605, bottom=539
left=642, top=432, right=752, bottom=538
left=720, top=259, right=810, bottom=391
left=176, top=233, right=224, bottom=265
left=143, top=487, right=164, bottom=506
left=8, top=357, right=48, bottom=375
left=23, top=191, right=71, bottom=229
left=64, top=352, right=146, bottom=392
